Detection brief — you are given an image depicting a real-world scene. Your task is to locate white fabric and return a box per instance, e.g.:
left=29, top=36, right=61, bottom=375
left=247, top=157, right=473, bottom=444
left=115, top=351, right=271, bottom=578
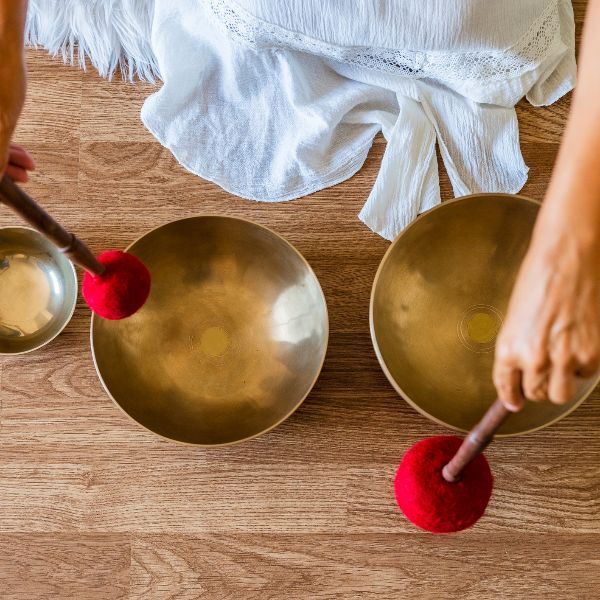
left=25, top=0, right=576, bottom=239
left=26, top=0, right=576, bottom=239
left=26, top=0, right=159, bottom=82
left=141, top=0, right=576, bottom=240
left=233, top=0, right=555, bottom=51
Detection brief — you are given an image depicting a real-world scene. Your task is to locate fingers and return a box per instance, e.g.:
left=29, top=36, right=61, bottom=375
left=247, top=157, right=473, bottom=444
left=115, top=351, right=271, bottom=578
left=547, top=329, right=579, bottom=405
left=542, top=328, right=598, bottom=405
left=548, top=364, right=575, bottom=405
left=521, top=344, right=550, bottom=401
left=494, top=333, right=580, bottom=409
left=522, top=368, right=548, bottom=402
left=576, top=360, right=599, bottom=379
left=0, top=145, right=7, bottom=177
left=574, top=327, right=600, bottom=378
left=1, top=145, right=35, bottom=182
left=493, top=356, right=525, bottom=412
left=5, top=163, right=29, bottom=183
left=8, top=144, right=35, bottom=171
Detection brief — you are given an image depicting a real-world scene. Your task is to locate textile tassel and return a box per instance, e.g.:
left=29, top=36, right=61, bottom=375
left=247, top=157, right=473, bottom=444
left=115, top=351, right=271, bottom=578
left=25, top=0, right=160, bottom=82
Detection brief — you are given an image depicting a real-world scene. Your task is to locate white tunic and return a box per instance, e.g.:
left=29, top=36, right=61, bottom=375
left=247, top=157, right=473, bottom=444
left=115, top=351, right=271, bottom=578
left=141, top=0, right=576, bottom=239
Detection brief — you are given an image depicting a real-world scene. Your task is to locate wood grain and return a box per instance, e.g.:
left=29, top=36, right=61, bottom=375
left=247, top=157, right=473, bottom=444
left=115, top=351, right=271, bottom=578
left=128, top=533, right=600, bottom=600
left=0, top=535, right=130, bottom=599
left=1, top=2, right=598, bottom=596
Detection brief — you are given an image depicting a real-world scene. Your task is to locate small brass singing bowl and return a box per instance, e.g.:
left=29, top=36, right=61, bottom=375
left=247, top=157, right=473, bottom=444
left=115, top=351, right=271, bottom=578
left=0, top=226, right=77, bottom=354
left=371, top=193, right=600, bottom=436
left=91, top=216, right=328, bottom=445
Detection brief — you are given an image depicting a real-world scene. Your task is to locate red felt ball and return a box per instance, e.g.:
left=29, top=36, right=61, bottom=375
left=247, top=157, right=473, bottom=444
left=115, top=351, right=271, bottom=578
left=82, top=250, right=151, bottom=320
left=394, top=436, right=493, bottom=533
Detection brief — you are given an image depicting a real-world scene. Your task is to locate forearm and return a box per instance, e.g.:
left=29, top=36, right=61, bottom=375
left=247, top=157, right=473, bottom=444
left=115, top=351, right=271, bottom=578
left=0, top=0, right=27, bottom=90
left=0, top=0, right=27, bottom=47
left=535, top=0, right=600, bottom=248
left=0, top=0, right=28, bottom=176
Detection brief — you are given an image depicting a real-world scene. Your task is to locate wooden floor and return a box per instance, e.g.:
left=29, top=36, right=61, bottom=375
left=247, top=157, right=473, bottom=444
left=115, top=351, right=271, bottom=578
left=1, top=7, right=599, bottom=598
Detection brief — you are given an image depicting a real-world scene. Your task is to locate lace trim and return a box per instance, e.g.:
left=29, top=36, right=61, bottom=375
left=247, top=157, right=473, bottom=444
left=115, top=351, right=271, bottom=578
left=209, top=0, right=563, bottom=83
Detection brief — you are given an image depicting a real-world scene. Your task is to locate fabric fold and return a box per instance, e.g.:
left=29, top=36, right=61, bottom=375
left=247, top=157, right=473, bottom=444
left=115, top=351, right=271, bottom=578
left=359, top=95, right=439, bottom=240
left=417, top=82, right=529, bottom=199
left=526, top=0, right=576, bottom=106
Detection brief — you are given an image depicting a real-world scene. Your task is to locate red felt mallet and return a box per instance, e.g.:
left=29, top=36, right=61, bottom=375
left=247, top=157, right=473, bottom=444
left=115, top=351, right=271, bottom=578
left=395, top=398, right=511, bottom=533
left=0, top=176, right=150, bottom=320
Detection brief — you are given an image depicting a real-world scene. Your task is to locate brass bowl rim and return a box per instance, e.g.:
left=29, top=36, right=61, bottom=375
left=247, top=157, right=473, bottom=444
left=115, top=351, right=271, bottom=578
left=90, top=214, right=329, bottom=446
left=0, top=225, right=78, bottom=356
left=369, top=192, right=599, bottom=437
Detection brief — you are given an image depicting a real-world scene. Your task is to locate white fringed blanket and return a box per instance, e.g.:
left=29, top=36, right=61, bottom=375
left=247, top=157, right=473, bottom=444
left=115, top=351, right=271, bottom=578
left=26, top=0, right=159, bottom=81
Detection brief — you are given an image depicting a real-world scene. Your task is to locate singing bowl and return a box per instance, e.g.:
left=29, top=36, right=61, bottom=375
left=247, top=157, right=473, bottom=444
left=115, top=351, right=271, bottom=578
left=91, top=216, right=328, bottom=445
left=371, top=193, right=600, bottom=436
left=0, top=227, right=77, bottom=354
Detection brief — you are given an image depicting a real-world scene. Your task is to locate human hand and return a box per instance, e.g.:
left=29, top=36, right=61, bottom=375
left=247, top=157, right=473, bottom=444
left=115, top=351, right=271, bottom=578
left=493, top=219, right=600, bottom=411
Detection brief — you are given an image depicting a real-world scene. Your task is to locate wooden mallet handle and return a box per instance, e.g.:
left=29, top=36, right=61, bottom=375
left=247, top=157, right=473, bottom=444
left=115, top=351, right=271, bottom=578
left=442, top=398, right=511, bottom=483
left=0, top=175, right=104, bottom=276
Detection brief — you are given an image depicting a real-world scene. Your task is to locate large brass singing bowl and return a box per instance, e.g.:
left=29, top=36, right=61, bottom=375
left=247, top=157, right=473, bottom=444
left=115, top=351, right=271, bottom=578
left=91, top=216, right=328, bottom=445
left=0, top=227, right=77, bottom=354
left=371, top=194, right=600, bottom=436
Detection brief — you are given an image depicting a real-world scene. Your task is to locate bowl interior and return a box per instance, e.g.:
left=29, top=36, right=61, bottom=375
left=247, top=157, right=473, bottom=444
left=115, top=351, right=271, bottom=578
left=0, top=227, right=77, bottom=354
left=92, top=216, right=328, bottom=445
left=371, top=195, right=598, bottom=436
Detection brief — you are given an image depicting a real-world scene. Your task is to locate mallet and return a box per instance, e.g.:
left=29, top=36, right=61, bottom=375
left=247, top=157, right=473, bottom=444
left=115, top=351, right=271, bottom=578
left=394, top=398, right=511, bottom=533
left=0, top=176, right=150, bottom=320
